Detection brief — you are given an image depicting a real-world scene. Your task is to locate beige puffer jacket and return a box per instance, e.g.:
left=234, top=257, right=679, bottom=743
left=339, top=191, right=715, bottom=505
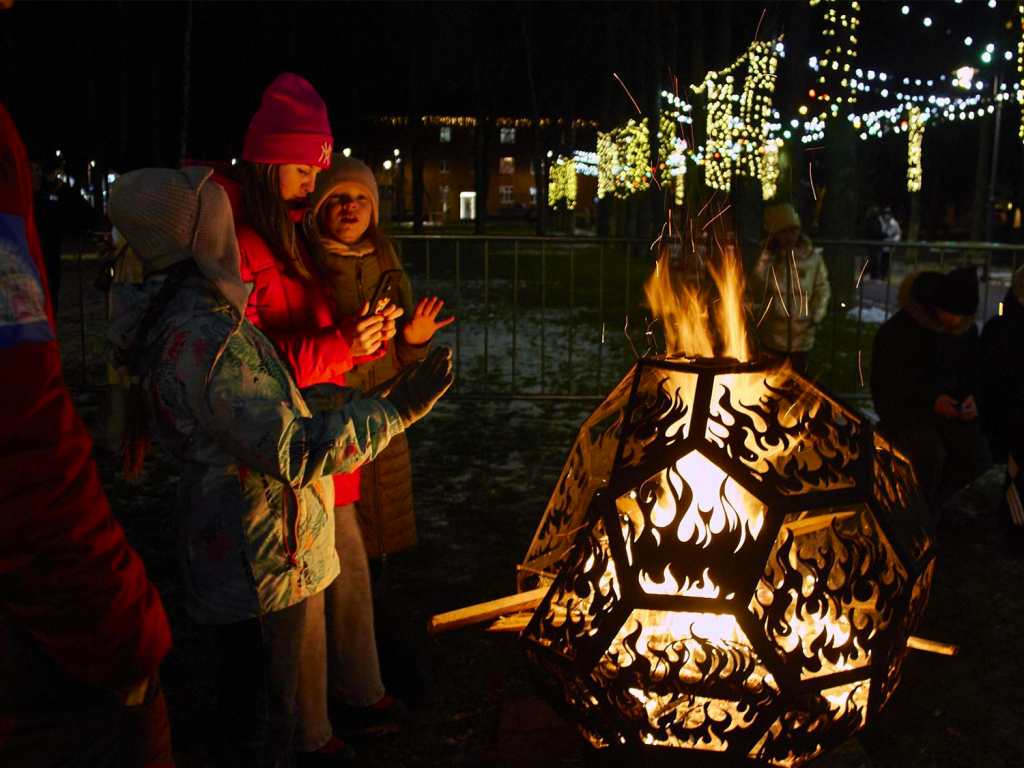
left=322, top=241, right=431, bottom=558
left=747, top=235, right=831, bottom=354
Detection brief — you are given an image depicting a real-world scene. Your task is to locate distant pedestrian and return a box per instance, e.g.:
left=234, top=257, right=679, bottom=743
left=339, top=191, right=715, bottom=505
left=864, top=206, right=901, bottom=280
left=31, top=154, right=98, bottom=314
left=871, top=267, right=992, bottom=517
left=309, top=156, right=454, bottom=710
left=979, top=266, right=1024, bottom=555
left=747, top=203, right=831, bottom=374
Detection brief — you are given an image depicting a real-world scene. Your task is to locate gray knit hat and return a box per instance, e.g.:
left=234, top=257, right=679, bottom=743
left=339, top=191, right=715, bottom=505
left=108, top=166, right=246, bottom=315
left=310, top=155, right=379, bottom=224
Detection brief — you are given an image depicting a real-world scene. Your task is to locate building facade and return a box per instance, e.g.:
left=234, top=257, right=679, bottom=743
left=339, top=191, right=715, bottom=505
left=366, top=116, right=598, bottom=225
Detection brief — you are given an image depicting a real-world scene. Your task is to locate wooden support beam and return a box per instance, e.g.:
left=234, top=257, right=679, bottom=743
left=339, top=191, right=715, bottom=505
left=907, top=635, right=959, bottom=656
left=487, top=613, right=534, bottom=633
left=428, top=588, right=548, bottom=635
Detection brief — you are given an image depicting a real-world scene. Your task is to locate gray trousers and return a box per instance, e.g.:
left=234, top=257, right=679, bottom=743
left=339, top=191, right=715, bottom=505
left=295, top=504, right=385, bottom=752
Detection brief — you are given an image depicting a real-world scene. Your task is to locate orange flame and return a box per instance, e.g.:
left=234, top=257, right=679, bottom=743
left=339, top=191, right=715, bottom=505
left=644, top=245, right=750, bottom=362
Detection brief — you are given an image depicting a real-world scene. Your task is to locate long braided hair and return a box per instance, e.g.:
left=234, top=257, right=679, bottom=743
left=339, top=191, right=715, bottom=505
left=118, top=259, right=198, bottom=480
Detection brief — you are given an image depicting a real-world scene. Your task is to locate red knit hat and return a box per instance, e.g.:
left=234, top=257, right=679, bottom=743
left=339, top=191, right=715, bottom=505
left=242, top=73, right=333, bottom=169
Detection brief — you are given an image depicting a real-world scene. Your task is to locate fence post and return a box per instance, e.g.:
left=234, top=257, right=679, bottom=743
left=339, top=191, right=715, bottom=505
left=512, top=241, right=519, bottom=395
left=597, top=242, right=604, bottom=393
left=483, top=240, right=489, bottom=393
left=78, top=235, right=86, bottom=387
left=425, top=239, right=431, bottom=294
left=568, top=244, right=574, bottom=395
left=455, top=240, right=461, bottom=393
left=541, top=241, right=546, bottom=395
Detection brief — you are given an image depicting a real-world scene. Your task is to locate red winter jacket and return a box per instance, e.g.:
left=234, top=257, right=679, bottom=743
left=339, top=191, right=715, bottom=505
left=0, top=102, right=171, bottom=737
left=201, top=164, right=380, bottom=506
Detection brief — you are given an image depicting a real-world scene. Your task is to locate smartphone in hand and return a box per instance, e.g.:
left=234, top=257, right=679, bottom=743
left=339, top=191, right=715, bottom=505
left=366, top=269, right=403, bottom=315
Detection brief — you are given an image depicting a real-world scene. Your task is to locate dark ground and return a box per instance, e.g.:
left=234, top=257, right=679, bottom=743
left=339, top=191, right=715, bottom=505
left=55, top=255, right=1024, bottom=768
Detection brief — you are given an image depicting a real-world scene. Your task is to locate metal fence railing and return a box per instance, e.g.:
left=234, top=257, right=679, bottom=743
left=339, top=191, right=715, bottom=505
left=60, top=234, right=1024, bottom=404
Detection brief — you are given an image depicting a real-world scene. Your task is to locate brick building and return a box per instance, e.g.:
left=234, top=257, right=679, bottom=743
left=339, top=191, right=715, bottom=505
left=366, top=116, right=599, bottom=225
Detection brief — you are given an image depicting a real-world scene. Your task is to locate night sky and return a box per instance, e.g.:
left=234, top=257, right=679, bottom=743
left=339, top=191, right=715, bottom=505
left=2, top=1, right=1021, bottom=234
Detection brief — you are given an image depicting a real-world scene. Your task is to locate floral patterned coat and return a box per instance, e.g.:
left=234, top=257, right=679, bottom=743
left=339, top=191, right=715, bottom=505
left=112, top=278, right=403, bottom=625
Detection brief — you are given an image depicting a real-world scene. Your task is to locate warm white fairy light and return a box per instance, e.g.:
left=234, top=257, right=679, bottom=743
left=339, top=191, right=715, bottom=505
left=657, top=98, right=692, bottom=206
left=816, top=0, right=861, bottom=109
left=761, top=141, right=780, bottom=199
left=597, top=130, right=616, bottom=200
left=1018, top=4, right=1024, bottom=144
left=907, top=106, right=926, bottom=192
left=549, top=158, right=577, bottom=210
left=691, top=37, right=782, bottom=198
left=596, top=119, right=651, bottom=200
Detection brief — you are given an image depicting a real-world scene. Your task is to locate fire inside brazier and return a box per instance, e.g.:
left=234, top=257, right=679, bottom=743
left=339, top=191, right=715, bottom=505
left=517, top=250, right=936, bottom=766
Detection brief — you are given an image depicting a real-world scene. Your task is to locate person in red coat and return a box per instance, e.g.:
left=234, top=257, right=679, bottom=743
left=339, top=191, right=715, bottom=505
left=0, top=101, right=173, bottom=767
left=201, top=74, right=405, bottom=765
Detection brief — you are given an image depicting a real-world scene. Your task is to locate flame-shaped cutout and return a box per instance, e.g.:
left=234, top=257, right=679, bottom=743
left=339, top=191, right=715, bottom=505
left=617, top=452, right=767, bottom=598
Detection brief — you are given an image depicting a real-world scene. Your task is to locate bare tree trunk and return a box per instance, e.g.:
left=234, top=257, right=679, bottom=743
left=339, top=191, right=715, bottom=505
left=597, top=3, right=620, bottom=237
left=179, top=1, right=193, bottom=165
left=471, top=12, right=490, bottom=235
left=520, top=6, right=546, bottom=235
left=473, top=116, right=490, bottom=235
left=117, top=1, right=128, bottom=168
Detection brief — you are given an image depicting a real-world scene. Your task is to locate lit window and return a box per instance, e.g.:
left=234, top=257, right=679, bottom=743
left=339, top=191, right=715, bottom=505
left=439, top=159, right=450, bottom=173
left=499, top=185, right=515, bottom=204
left=499, top=156, right=515, bottom=174
left=440, top=127, right=452, bottom=143
left=500, top=127, right=516, bottom=144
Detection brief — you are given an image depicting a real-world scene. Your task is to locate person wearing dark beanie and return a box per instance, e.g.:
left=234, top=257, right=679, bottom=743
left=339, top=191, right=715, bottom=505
left=871, top=267, right=992, bottom=517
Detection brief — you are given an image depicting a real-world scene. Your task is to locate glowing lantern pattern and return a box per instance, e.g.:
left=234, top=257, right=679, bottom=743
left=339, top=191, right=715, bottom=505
left=519, top=253, right=935, bottom=766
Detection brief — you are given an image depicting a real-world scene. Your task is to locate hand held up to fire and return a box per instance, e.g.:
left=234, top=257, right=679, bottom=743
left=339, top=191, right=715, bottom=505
left=403, top=296, right=455, bottom=347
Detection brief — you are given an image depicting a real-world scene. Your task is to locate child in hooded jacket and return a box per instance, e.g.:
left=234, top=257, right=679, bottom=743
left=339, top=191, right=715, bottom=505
left=747, top=203, right=831, bottom=375
left=106, top=166, right=453, bottom=768
left=308, top=157, right=453, bottom=707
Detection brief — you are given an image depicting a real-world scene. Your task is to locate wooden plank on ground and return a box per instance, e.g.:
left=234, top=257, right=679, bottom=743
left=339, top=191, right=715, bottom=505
left=429, top=588, right=548, bottom=635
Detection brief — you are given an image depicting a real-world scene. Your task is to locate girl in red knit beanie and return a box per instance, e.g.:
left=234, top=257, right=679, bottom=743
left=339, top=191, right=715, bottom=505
left=206, top=73, right=405, bottom=766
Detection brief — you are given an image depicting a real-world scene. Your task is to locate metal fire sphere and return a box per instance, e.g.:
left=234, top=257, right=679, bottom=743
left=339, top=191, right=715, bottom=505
left=520, top=356, right=935, bottom=767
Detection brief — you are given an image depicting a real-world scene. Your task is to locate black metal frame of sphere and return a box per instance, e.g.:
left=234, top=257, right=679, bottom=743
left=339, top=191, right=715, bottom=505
left=521, top=354, right=937, bottom=767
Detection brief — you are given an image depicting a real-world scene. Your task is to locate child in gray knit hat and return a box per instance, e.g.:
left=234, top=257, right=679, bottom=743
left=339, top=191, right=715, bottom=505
left=106, top=166, right=453, bottom=767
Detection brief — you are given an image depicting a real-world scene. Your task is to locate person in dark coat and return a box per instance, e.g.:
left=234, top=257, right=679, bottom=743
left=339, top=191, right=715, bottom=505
left=31, top=155, right=98, bottom=315
left=979, top=266, right=1024, bottom=553
left=870, top=266, right=992, bottom=517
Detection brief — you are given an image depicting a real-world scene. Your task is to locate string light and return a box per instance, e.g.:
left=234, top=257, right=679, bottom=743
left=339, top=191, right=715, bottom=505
left=907, top=106, right=926, bottom=192
left=816, top=1, right=860, bottom=109
left=691, top=37, right=782, bottom=198
left=548, top=158, right=577, bottom=210
left=657, top=94, right=693, bottom=205
left=572, top=150, right=599, bottom=177
left=1019, top=3, right=1024, bottom=145
left=596, top=130, right=615, bottom=200
left=596, top=119, right=651, bottom=199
